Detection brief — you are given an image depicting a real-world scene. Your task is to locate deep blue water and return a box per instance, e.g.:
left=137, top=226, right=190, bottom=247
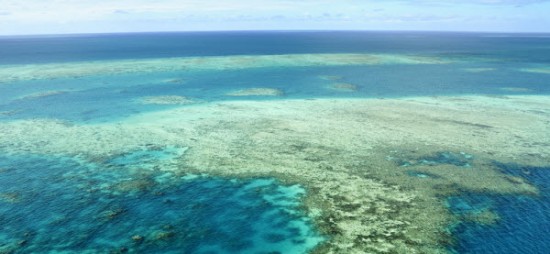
left=388, top=149, right=550, bottom=253
left=1, top=31, right=550, bottom=65
left=447, top=164, right=550, bottom=254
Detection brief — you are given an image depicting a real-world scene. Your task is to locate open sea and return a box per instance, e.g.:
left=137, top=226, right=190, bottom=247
left=0, top=31, right=549, bottom=253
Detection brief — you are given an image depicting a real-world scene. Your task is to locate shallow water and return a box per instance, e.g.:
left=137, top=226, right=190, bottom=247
left=1, top=32, right=550, bottom=123
left=0, top=31, right=549, bottom=253
left=0, top=149, right=323, bottom=253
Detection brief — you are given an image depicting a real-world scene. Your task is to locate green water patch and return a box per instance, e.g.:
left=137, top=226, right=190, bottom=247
left=388, top=151, right=473, bottom=168
left=0, top=147, right=324, bottom=253
left=104, top=145, right=186, bottom=170
left=405, top=170, right=442, bottom=179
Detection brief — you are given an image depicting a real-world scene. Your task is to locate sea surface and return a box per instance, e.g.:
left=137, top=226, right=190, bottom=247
left=0, top=31, right=549, bottom=253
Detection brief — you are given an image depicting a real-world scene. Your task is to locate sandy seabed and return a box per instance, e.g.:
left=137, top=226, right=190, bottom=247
left=1, top=95, right=549, bottom=253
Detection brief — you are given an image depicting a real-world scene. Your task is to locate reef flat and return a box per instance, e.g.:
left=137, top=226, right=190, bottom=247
left=1, top=95, right=548, bottom=253
left=327, top=83, right=359, bottom=92
left=226, top=88, right=284, bottom=97
left=520, top=67, right=550, bottom=75
left=462, top=68, right=496, bottom=73
left=136, top=95, right=197, bottom=105
left=0, top=53, right=449, bottom=83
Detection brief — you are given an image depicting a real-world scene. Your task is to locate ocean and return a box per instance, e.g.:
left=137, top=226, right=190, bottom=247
left=0, top=31, right=548, bottom=253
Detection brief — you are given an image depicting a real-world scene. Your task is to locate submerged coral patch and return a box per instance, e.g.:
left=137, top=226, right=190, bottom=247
left=0, top=110, right=21, bottom=117
left=0, top=151, right=324, bottom=253
left=520, top=67, right=550, bottom=74
left=0, top=53, right=450, bottom=83
left=226, top=88, right=284, bottom=97
left=0, top=192, right=21, bottom=203
left=499, top=87, right=533, bottom=93
left=136, top=95, right=196, bottom=105
left=327, top=83, right=358, bottom=92
left=446, top=195, right=501, bottom=230
left=390, top=151, right=473, bottom=168
left=17, top=90, right=70, bottom=100
left=405, top=170, right=441, bottom=179
left=162, top=78, right=186, bottom=84
left=463, top=68, right=496, bottom=73
left=318, top=75, right=344, bottom=81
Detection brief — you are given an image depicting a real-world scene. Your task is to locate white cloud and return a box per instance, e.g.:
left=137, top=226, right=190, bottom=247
left=0, top=0, right=549, bottom=34
left=391, top=0, right=550, bottom=5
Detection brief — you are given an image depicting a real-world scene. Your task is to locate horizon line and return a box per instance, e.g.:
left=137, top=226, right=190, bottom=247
left=2, top=28, right=550, bottom=38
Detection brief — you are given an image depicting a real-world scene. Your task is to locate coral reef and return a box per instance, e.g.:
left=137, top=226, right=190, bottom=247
left=17, top=90, right=69, bottom=100
left=131, top=235, right=144, bottom=243
left=1, top=95, right=549, bottom=253
left=136, top=96, right=196, bottom=105
left=461, top=209, right=500, bottom=225
left=0, top=192, right=21, bottom=203
left=162, top=78, right=185, bottom=84
left=0, top=53, right=451, bottom=83
left=463, top=68, right=496, bottom=73
left=318, top=75, right=344, bottom=81
left=327, top=83, right=358, bottom=92
left=0, top=110, right=22, bottom=117
left=226, top=88, right=284, bottom=97
left=520, top=67, right=550, bottom=74
left=499, top=87, right=533, bottom=92
left=99, top=207, right=127, bottom=221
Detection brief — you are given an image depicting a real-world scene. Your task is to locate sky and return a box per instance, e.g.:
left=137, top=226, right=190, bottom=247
left=1, top=0, right=550, bottom=35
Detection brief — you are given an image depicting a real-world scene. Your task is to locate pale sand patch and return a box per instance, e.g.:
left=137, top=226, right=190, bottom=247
left=463, top=67, right=496, bottom=73
left=520, top=67, right=550, bottom=74
left=461, top=209, right=501, bottom=225
left=0, top=110, right=22, bottom=116
left=0, top=53, right=450, bottom=83
left=1, top=95, right=549, bottom=253
left=136, top=95, right=196, bottom=105
left=18, top=90, right=69, bottom=100
left=318, top=75, right=344, bottom=81
left=327, top=83, right=358, bottom=92
left=162, top=78, right=185, bottom=84
left=499, top=87, right=534, bottom=92
left=226, top=88, right=284, bottom=96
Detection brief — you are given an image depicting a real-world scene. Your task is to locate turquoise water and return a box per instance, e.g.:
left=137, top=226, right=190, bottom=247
left=1, top=32, right=550, bottom=123
left=0, top=148, right=323, bottom=253
left=0, top=63, right=548, bottom=123
left=1, top=31, right=549, bottom=253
